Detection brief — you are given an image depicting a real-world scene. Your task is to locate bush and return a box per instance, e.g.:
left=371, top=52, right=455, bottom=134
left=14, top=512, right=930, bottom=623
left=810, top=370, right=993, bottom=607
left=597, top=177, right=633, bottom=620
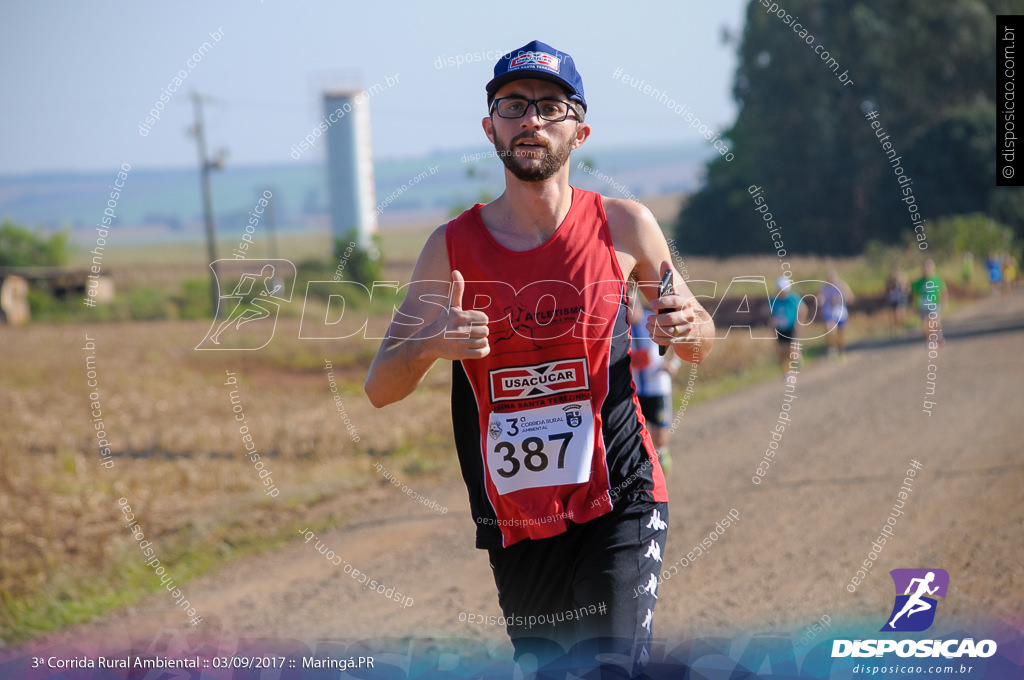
left=26, top=287, right=63, bottom=319
left=172, top=278, right=214, bottom=320
left=922, top=213, right=1020, bottom=259
left=29, top=280, right=211, bottom=324
left=121, top=287, right=174, bottom=321
left=334, top=233, right=382, bottom=286
left=0, top=220, right=72, bottom=267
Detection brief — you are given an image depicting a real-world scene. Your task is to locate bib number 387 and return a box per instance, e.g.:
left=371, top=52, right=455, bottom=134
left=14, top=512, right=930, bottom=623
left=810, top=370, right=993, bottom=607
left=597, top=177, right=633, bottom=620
left=486, top=400, right=595, bottom=495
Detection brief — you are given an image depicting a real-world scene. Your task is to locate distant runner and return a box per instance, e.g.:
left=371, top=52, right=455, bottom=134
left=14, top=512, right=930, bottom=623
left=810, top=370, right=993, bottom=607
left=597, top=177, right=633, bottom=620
left=961, top=252, right=974, bottom=287
left=628, top=290, right=681, bottom=474
left=884, top=268, right=910, bottom=336
left=819, top=268, right=854, bottom=359
left=912, top=258, right=947, bottom=347
left=770, top=276, right=805, bottom=376
left=1003, top=253, right=1018, bottom=293
left=987, top=252, right=1003, bottom=296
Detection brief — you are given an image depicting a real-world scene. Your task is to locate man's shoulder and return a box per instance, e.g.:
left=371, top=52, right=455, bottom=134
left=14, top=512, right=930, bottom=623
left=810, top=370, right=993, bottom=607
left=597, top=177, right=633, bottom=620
left=600, top=194, right=653, bottom=226
left=442, top=204, right=483, bottom=243
left=410, top=224, right=452, bottom=274
left=446, top=203, right=478, bottom=228
left=428, top=222, right=449, bottom=245
left=599, top=194, right=660, bottom=253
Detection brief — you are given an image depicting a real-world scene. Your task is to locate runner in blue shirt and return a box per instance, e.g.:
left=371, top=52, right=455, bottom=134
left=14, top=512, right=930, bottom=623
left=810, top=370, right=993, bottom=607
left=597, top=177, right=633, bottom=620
left=770, top=277, right=804, bottom=376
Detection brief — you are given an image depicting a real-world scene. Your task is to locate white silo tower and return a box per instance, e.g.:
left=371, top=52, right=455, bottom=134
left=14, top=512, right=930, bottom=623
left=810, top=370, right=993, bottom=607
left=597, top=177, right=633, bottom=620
left=323, top=89, right=377, bottom=252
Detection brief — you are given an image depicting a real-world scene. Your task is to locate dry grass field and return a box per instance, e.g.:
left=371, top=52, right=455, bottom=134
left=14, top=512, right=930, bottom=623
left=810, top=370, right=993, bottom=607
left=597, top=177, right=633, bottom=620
left=0, top=203, right=981, bottom=643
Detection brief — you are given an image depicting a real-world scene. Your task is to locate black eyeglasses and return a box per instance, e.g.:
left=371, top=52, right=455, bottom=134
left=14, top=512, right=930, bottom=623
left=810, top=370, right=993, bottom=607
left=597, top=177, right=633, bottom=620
left=489, top=97, right=580, bottom=122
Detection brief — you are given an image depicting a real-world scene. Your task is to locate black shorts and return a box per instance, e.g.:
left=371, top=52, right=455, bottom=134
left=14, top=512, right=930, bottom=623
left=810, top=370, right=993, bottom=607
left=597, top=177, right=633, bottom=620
left=776, top=328, right=796, bottom=345
left=487, top=497, right=669, bottom=677
left=637, top=394, right=670, bottom=428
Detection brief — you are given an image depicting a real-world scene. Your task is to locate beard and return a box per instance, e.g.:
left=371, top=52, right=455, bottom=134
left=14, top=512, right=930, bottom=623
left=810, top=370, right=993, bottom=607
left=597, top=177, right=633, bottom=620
left=493, top=129, right=575, bottom=182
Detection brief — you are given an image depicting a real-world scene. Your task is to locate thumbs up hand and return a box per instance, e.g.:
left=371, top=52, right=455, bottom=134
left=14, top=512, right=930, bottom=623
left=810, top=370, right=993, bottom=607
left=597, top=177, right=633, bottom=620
left=428, top=270, right=490, bottom=361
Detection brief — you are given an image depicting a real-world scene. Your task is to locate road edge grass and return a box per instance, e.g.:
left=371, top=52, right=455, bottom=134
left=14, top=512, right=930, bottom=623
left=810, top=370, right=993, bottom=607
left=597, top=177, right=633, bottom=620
left=0, top=501, right=345, bottom=645
left=1, top=434, right=459, bottom=646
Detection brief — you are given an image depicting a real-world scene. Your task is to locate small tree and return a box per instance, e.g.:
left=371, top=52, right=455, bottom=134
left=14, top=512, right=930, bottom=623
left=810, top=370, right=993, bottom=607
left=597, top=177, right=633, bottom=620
left=0, top=219, right=71, bottom=267
left=925, top=213, right=1019, bottom=259
left=334, top=232, right=382, bottom=286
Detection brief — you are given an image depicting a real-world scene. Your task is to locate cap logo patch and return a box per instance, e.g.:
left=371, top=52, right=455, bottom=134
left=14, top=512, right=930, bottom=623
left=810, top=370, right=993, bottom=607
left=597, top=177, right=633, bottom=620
left=509, top=51, right=560, bottom=72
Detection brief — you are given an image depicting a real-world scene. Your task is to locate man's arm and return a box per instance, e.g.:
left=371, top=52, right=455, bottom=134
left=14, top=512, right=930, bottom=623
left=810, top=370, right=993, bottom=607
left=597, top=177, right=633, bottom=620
left=364, top=226, right=490, bottom=408
left=604, top=198, right=715, bottom=364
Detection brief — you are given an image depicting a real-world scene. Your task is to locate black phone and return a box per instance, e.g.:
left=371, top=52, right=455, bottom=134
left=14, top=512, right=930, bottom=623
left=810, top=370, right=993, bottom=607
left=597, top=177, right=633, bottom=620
left=657, top=270, right=677, bottom=356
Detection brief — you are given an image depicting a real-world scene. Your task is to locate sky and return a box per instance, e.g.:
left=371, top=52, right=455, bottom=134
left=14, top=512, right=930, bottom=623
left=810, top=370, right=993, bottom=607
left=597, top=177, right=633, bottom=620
left=0, top=0, right=747, bottom=175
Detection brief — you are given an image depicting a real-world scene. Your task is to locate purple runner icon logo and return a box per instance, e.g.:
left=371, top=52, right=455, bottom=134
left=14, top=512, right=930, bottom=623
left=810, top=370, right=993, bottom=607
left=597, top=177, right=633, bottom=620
left=881, top=568, right=949, bottom=632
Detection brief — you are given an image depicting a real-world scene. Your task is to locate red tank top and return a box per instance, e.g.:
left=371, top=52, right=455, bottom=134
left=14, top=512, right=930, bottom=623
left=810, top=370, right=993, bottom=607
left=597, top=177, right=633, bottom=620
left=446, top=187, right=667, bottom=548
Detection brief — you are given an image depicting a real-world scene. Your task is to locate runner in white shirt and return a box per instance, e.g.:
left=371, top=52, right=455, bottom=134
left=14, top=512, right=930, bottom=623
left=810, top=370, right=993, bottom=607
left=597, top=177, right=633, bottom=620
left=628, top=291, right=681, bottom=473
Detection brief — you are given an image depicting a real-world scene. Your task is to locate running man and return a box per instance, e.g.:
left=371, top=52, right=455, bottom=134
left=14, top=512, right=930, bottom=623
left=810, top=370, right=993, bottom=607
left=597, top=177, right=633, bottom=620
left=960, top=251, right=973, bottom=287
left=1003, top=253, right=1018, bottom=293
left=627, top=290, right=681, bottom=474
left=365, top=40, right=714, bottom=677
left=888, top=571, right=939, bottom=628
left=770, top=276, right=805, bottom=376
left=987, top=252, right=1003, bottom=296
left=884, top=268, right=910, bottom=335
left=819, top=268, right=853, bottom=359
left=912, top=258, right=947, bottom=346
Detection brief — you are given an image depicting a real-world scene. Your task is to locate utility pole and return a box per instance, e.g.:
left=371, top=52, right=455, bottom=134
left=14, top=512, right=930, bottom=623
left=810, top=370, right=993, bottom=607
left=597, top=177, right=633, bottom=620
left=189, top=92, right=227, bottom=317
left=265, top=188, right=284, bottom=295
left=265, top=188, right=280, bottom=261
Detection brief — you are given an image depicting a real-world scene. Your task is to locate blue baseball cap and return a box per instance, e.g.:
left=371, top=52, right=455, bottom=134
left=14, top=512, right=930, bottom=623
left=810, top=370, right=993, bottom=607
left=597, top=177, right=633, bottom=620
left=486, top=40, right=587, bottom=112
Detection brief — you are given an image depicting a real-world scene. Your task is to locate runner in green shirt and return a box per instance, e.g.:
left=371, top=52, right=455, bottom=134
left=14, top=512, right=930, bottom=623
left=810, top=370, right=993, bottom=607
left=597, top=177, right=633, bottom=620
left=912, top=259, right=947, bottom=347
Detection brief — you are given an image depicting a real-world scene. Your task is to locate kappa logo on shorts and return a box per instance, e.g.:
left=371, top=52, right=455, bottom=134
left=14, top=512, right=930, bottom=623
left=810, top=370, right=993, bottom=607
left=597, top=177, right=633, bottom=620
left=646, top=509, right=668, bottom=532
left=489, top=358, right=589, bottom=402
left=509, top=51, right=560, bottom=72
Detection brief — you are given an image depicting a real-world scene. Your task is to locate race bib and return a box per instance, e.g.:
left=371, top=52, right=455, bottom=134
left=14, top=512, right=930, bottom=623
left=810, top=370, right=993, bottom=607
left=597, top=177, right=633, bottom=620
left=486, top=400, right=595, bottom=495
